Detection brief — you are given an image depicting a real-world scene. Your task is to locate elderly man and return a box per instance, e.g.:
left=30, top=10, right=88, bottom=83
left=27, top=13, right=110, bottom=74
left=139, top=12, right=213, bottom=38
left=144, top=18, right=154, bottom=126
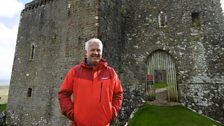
left=58, top=38, right=123, bottom=126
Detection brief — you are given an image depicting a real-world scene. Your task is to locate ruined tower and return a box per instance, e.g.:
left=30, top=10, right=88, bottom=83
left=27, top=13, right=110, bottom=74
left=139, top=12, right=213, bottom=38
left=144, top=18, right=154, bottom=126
left=7, top=0, right=224, bottom=125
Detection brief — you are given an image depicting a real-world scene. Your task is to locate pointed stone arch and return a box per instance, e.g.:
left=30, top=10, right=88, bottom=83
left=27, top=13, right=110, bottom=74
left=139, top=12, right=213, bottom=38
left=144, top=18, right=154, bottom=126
left=146, top=50, right=178, bottom=102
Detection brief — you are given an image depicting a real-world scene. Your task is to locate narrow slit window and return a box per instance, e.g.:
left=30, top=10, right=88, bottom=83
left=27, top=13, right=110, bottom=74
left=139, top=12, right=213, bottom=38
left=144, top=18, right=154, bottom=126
left=67, top=0, right=71, bottom=16
left=158, top=11, right=167, bottom=27
left=192, top=12, right=200, bottom=27
left=27, top=88, right=32, bottom=97
left=30, top=44, right=35, bottom=60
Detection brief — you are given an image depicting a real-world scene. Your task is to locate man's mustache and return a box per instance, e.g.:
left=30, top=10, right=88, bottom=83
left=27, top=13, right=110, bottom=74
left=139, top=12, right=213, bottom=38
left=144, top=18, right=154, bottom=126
left=91, top=54, right=100, bottom=57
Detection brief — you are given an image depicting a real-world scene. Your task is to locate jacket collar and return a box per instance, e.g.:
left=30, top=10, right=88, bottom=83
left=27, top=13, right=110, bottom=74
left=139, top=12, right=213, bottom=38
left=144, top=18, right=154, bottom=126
left=81, top=58, right=107, bottom=70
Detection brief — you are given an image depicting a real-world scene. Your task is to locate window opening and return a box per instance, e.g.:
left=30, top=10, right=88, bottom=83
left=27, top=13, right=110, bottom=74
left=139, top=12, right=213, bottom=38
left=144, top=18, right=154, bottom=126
left=192, top=12, right=200, bottom=27
left=27, top=88, right=32, bottom=97
left=158, top=11, right=167, bottom=27
left=30, top=44, right=35, bottom=60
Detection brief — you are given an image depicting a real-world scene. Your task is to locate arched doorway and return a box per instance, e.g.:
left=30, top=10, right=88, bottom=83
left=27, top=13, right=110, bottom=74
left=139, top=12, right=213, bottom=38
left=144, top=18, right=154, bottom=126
left=146, top=50, right=178, bottom=102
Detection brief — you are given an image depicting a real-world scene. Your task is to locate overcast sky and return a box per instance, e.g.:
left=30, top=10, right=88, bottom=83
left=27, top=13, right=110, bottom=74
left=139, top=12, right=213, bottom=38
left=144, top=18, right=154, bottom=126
left=0, top=0, right=32, bottom=83
left=0, top=0, right=224, bottom=84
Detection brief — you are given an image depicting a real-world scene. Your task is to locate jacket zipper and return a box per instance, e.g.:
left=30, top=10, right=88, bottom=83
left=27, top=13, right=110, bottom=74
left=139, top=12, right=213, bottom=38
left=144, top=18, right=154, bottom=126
left=99, top=82, right=102, bottom=102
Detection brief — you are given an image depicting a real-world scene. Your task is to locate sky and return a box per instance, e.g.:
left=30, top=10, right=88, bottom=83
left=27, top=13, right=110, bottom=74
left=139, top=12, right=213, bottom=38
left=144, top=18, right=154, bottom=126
left=0, top=0, right=32, bottom=83
left=0, top=0, right=224, bottom=84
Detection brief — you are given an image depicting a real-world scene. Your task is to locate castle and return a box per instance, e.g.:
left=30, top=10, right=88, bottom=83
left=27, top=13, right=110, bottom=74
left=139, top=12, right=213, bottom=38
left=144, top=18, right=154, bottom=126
left=7, top=0, right=224, bottom=125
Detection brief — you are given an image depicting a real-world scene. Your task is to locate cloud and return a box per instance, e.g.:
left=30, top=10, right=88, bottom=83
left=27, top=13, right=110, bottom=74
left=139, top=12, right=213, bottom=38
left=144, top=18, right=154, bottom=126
left=0, top=0, right=23, bottom=82
left=0, top=23, right=18, bottom=81
left=221, top=0, right=224, bottom=12
left=0, top=0, right=24, bottom=18
left=0, top=24, right=18, bottom=46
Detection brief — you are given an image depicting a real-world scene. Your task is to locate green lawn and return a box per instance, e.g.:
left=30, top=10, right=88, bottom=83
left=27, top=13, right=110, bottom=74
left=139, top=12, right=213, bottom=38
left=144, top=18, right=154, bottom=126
left=0, top=104, right=7, bottom=112
left=154, top=82, right=167, bottom=89
left=128, top=104, right=224, bottom=126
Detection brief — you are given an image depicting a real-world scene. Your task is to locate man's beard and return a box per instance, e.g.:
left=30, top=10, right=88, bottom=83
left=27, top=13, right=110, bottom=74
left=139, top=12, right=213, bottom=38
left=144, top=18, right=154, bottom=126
left=90, top=56, right=100, bottom=65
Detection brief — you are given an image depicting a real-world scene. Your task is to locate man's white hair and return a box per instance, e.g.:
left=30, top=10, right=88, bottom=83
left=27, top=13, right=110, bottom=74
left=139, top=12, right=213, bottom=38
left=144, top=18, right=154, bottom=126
left=85, top=38, right=103, bottom=51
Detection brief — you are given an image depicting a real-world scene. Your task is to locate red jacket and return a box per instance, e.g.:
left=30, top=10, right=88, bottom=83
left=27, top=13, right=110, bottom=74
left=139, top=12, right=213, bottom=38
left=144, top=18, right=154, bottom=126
left=58, top=59, right=123, bottom=126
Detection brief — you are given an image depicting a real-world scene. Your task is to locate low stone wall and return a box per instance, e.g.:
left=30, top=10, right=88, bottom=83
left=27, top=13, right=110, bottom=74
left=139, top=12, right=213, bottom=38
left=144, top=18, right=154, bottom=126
left=0, top=111, right=6, bottom=126
left=183, top=83, right=224, bottom=123
left=114, top=86, right=145, bottom=125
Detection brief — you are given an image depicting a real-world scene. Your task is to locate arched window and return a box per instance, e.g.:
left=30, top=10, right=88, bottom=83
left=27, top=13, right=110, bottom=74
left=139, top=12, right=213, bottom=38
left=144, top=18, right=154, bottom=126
left=158, top=10, right=167, bottom=27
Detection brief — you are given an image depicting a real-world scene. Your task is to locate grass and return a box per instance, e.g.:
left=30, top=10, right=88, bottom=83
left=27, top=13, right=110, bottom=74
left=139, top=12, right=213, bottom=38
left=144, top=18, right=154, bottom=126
left=154, top=82, right=167, bottom=89
left=128, top=104, right=224, bottom=126
left=0, top=104, right=7, bottom=112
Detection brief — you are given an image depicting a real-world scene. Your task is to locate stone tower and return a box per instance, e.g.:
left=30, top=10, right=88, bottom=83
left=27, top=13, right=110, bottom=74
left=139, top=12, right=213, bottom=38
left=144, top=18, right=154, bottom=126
left=7, top=0, right=224, bottom=125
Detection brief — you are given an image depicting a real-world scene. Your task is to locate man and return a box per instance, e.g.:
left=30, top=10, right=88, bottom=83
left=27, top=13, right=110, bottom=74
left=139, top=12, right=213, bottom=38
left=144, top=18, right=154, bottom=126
left=58, top=38, right=123, bottom=126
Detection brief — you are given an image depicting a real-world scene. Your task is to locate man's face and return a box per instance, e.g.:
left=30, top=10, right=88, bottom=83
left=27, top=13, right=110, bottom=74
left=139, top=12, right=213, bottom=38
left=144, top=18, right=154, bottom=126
left=86, top=42, right=102, bottom=65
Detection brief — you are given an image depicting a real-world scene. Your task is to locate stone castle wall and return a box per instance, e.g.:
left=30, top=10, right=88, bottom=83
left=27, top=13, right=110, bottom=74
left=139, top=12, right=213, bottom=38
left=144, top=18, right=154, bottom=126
left=120, top=0, right=224, bottom=123
left=7, top=0, right=224, bottom=125
left=7, top=0, right=99, bottom=125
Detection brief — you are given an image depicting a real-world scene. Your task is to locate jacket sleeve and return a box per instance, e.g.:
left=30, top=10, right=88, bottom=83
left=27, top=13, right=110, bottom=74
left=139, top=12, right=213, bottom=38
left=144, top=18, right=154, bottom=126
left=58, top=68, right=74, bottom=121
left=111, top=69, right=123, bottom=118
